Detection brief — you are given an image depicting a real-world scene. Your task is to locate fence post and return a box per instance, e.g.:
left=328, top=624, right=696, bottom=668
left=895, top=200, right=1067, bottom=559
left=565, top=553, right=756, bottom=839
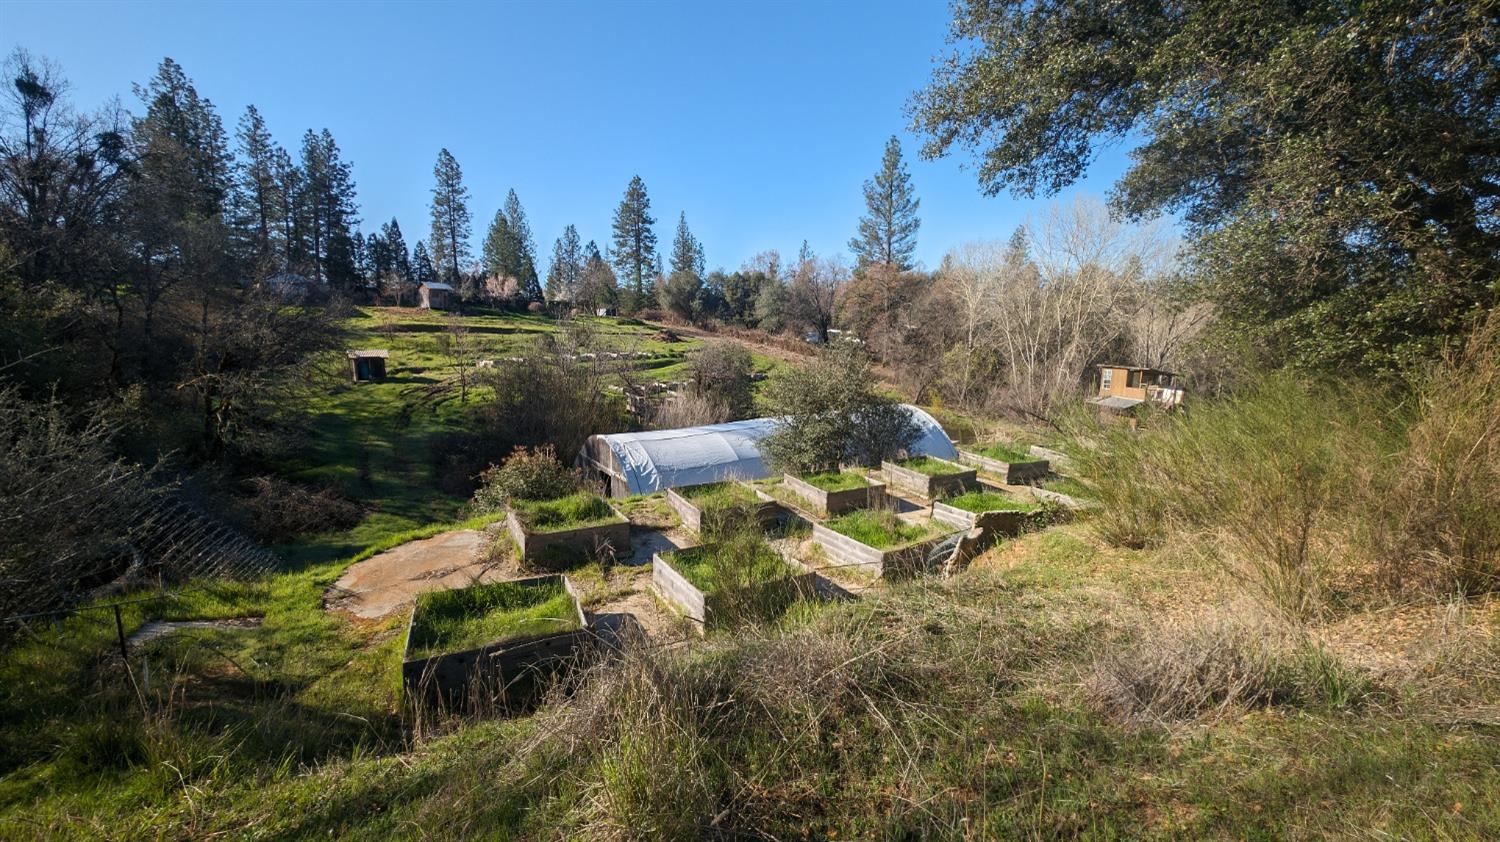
left=114, top=604, right=149, bottom=716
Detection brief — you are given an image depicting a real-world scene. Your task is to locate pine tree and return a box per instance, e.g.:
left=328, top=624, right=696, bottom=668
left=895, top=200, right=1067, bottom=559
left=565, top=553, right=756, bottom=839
left=381, top=218, right=410, bottom=281
left=272, top=145, right=303, bottom=270
left=133, top=57, right=233, bottom=219
left=481, top=207, right=512, bottom=279
left=230, top=104, right=282, bottom=271
left=577, top=239, right=617, bottom=309
left=503, top=190, right=540, bottom=299
left=610, top=175, right=657, bottom=301
left=848, top=135, right=920, bottom=271
left=546, top=224, right=584, bottom=302
left=298, top=129, right=359, bottom=288
left=669, top=211, right=706, bottom=279
left=428, top=149, right=471, bottom=284
left=412, top=239, right=437, bottom=286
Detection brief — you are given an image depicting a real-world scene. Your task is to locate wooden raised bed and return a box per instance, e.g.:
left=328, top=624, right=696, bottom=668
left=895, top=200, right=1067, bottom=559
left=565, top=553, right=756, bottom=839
left=401, top=575, right=593, bottom=704
left=665, top=483, right=781, bottom=535
left=882, top=458, right=978, bottom=499
left=652, top=547, right=818, bottom=629
left=809, top=522, right=950, bottom=580
left=506, top=505, right=630, bottom=569
left=1029, top=444, right=1074, bottom=472
left=1029, top=486, right=1096, bottom=511
left=930, top=501, right=1032, bottom=536
left=957, top=448, right=1050, bottom=484
left=781, top=472, right=886, bottom=517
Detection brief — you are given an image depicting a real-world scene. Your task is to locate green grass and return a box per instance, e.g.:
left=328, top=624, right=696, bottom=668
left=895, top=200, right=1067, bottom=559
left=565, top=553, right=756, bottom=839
left=678, top=481, right=760, bottom=509
left=511, top=492, right=619, bottom=532
left=977, top=441, right=1036, bottom=463
left=825, top=509, right=942, bottom=549
left=1040, top=475, right=1094, bottom=500
left=896, top=455, right=967, bottom=476
left=661, top=542, right=791, bottom=594
left=801, top=470, right=870, bottom=492
left=406, top=579, right=580, bottom=659
left=942, top=490, right=1039, bottom=514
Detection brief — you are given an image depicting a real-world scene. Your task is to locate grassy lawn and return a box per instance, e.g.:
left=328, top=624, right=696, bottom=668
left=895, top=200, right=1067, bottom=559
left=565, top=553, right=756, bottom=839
left=976, top=441, right=1036, bottom=463
left=942, top=490, right=1039, bottom=513
left=896, top=455, right=967, bottom=476
left=801, top=470, right=870, bottom=492
left=511, top=492, right=620, bottom=533
left=825, top=509, right=943, bottom=549
left=406, top=579, right=580, bottom=659
left=661, top=542, right=791, bottom=593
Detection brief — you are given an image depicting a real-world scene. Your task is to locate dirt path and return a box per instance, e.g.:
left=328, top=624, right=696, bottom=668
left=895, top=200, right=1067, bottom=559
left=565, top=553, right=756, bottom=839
left=325, top=527, right=520, bottom=620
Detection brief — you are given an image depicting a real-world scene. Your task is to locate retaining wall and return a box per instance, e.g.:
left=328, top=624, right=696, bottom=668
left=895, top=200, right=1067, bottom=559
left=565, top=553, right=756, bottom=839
left=506, top=506, right=630, bottom=568
left=782, top=473, right=886, bottom=516
left=882, top=459, right=978, bottom=499
left=957, top=449, right=1050, bottom=484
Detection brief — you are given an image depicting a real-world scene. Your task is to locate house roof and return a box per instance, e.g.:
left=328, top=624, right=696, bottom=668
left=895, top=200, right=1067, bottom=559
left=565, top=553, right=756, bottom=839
left=421, top=282, right=454, bottom=291
left=347, top=349, right=390, bottom=359
left=1096, top=363, right=1177, bottom=375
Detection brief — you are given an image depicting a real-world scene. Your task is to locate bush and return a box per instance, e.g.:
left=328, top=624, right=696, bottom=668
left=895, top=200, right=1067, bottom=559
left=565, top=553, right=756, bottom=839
left=761, top=342, right=920, bottom=474
left=527, top=300, right=545, bottom=313
left=471, top=446, right=580, bottom=513
left=238, top=476, right=364, bottom=543
left=688, top=341, right=754, bottom=421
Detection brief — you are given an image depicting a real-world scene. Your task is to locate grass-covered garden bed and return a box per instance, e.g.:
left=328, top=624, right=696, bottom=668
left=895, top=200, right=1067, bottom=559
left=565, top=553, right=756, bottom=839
left=883, top=456, right=977, bottom=498
left=780, top=471, right=885, bottom=516
left=652, top=538, right=816, bottom=628
left=932, top=490, right=1047, bottom=534
left=810, top=509, right=953, bottom=579
left=666, top=482, right=780, bottom=535
left=957, top=441, right=1050, bottom=483
left=505, top=492, right=630, bottom=568
left=401, top=575, right=592, bottom=703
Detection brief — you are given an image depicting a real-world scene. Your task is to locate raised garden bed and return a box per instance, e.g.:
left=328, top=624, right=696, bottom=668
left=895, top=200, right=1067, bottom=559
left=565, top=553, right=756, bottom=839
left=652, top=542, right=816, bottom=628
left=506, top=492, right=630, bottom=568
left=932, top=490, right=1044, bottom=535
left=401, top=575, right=593, bottom=704
left=957, top=442, right=1050, bottom=484
left=665, top=482, right=780, bottom=535
left=810, top=509, right=952, bottom=579
left=781, top=471, right=885, bottom=517
left=882, top=456, right=978, bottom=499
left=1030, top=477, right=1097, bottom=511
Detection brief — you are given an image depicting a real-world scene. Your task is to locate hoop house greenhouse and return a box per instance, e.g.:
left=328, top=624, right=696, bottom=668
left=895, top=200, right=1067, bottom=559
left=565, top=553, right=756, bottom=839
left=576, top=406, right=958, bottom=497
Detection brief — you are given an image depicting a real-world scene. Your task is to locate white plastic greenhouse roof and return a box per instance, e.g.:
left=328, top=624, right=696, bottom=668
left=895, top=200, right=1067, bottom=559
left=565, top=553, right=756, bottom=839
left=583, top=405, right=958, bottom=495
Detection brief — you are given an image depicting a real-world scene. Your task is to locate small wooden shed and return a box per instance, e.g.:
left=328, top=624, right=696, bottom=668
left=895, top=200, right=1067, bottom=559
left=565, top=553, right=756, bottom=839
left=419, top=282, right=454, bottom=310
left=347, top=349, right=389, bottom=382
left=1090, top=364, right=1184, bottom=410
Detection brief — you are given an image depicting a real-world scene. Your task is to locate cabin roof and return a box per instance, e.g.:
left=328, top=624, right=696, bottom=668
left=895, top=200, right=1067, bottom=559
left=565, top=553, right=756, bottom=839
left=346, top=349, right=390, bottom=359
left=420, top=282, right=454, bottom=291
left=1095, top=363, right=1177, bottom=376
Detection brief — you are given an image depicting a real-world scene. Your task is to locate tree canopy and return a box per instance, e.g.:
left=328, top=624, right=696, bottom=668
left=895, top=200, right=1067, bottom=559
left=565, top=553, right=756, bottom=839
left=910, top=0, right=1500, bottom=372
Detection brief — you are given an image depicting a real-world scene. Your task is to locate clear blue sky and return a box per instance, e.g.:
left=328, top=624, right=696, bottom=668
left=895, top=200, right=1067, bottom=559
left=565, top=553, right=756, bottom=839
left=2, top=0, right=1138, bottom=272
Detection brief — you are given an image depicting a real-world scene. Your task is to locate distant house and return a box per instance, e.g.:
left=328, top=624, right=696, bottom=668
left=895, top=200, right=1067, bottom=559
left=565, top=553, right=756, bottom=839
left=418, top=282, right=454, bottom=310
left=347, top=349, right=389, bottom=382
left=1089, top=364, right=1184, bottom=411
left=263, top=271, right=320, bottom=301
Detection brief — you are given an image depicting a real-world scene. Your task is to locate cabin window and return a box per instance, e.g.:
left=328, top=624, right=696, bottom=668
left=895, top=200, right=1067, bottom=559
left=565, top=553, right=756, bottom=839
left=1100, top=369, right=1113, bottom=390
left=1127, top=370, right=1142, bottom=388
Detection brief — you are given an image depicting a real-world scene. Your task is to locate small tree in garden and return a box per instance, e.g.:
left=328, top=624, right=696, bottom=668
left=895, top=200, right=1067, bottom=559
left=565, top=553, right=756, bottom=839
left=761, top=341, right=920, bottom=474
left=470, top=445, right=580, bottom=513
left=689, top=341, right=755, bottom=421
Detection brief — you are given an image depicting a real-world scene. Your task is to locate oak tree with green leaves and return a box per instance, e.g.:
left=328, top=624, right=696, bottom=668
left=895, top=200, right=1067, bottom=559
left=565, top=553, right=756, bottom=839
left=910, top=0, right=1500, bottom=372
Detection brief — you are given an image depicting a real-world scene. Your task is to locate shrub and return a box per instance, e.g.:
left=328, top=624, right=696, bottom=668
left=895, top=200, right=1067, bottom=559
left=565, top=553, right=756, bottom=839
left=527, top=300, right=545, bottom=313
left=761, top=342, right=919, bottom=474
left=688, top=341, right=755, bottom=421
left=237, top=476, right=364, bottom=543
left=470, top=446, right=580, bottom=513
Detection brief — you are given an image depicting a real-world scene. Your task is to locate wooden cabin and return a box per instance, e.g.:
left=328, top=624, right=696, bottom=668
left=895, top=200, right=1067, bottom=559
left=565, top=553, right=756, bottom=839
left=347, top=349, right=389, bottom=382
left=418, top=282, right=454, bottom=310
left=1090, top=364, right=1184, bottom=411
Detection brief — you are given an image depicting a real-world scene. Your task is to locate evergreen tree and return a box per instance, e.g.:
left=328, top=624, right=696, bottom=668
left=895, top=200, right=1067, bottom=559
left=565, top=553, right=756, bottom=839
left=381, top=218, right=410, bottom=281
left=577, top=239, right=617, bottom=309
left=230, top=104, right=281, bottom=271
left=609, top=175, right=657, bottom=302
left=298, top=129, right=359, bottom=288
left=481, top=207, right=512, bottom=279
left=669, top=211, right=705, bottom=279
left=272, top=145, right=303, bottom=271
left=503, top=190, right=540, bottom=299
left=133, top=57, right=232, bottom=220
left=848, top=135, right=920, bottom=271
left=411, top=239, right=437, bottom=286
left=428, top=148, right=471, bottom=284
left=546, top=224, right=584, bottom=302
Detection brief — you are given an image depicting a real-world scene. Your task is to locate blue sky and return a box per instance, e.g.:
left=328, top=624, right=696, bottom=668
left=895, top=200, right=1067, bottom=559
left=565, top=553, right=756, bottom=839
left=2, top=0, right=1139, bottom=272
